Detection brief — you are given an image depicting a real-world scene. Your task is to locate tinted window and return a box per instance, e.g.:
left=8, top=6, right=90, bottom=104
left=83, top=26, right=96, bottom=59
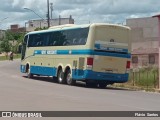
left=41, top=33, right=50, bottom=46
left=48, top=31, right=62, bottom=46
left=61, top=28, right=89, bottom=46
left=28, top=33, right=50, bottom=47
left=28, top=34, right=40, bottom=47
left=27, top=27, right=89, bottom=47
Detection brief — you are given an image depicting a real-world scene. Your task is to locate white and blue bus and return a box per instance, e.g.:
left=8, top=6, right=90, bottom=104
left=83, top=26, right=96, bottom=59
left=21, top=23, right=131, bottom=88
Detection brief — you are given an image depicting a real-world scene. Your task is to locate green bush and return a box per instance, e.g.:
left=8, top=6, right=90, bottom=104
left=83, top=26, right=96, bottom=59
left=129, top=67, right=158, bottom=88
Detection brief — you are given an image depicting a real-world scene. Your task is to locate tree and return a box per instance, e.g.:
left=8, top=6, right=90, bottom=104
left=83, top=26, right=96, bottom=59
left=5, top=30, right=14, bottom=40
left=34, top=27, right=48, bottom=31
left=0, top=39, right=12, bottom=58
left=14, top=33, right=25, bottom=53
left=4, top=30, right=25, bottom=53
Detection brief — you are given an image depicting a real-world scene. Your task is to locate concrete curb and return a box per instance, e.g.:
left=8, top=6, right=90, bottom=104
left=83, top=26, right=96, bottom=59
left=112, top=85, right=160, bottom=93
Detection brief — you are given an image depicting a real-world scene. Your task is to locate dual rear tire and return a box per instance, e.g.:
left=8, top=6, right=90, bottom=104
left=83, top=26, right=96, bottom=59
left=57, top=68, right=75, bottom=85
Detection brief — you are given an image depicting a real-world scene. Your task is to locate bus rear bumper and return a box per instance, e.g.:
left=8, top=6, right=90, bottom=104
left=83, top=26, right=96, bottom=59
left=73, top=70, right=129, bottom=83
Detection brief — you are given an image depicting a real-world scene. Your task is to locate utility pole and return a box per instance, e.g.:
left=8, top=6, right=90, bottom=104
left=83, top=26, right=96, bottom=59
left=50, top=3, right=53, bottom=20
left=59, top=15, right=61, bottom=25
left=47, top=0, right=50, bottom=27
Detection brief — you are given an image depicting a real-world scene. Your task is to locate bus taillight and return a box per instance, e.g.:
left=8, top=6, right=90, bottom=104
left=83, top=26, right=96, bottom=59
left=87, top=57, right=94, bottom=66
left=126, top=61, right=130, bottom=69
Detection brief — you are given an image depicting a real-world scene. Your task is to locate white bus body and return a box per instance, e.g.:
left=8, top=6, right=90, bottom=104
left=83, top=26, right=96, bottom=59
left=21, top=23, right=131, bottom=87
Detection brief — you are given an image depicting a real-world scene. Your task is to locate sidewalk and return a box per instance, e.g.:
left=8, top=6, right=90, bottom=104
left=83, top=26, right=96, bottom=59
left=112, top=84, right=160, bottom=93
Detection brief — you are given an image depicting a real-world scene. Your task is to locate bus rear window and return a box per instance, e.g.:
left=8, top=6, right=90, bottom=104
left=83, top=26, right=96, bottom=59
left=94, top=26, right=130, bottom=53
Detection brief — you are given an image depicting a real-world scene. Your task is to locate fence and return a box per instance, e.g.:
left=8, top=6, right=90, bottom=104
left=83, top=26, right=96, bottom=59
left=128, top=67, right=159, bottom=90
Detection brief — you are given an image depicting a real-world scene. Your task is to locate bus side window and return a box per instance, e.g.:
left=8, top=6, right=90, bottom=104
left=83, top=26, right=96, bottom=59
left=35, top=35, right=43, bottom=47
left=52, top=41, right=57, bottom=46
left=28, top=35, right=34, bottom=47
left=79, top=38, right=86, bottom=45
left=73, top=38, right=75, bottom=44
left=42, top=33, right=50, bottom=46
left=48, top=32, right=54, bottom=46
left=48, top=31, right=60, bottom=46
left=73, top=38, right=78, bottom=45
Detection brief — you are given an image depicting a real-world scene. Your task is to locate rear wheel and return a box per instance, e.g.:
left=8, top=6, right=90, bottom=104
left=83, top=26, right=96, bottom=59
left=57, top=69, right=65, bottom=84
left=65, top=69, right=75, bottom=85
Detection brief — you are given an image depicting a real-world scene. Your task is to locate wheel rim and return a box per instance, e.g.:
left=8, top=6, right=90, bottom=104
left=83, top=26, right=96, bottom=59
left=58, top=71, right=64, bottom=82
left=67, top=73, right=71, bottom=84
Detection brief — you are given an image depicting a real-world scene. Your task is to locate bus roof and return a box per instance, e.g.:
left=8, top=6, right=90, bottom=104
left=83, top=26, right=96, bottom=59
left=90, top=23, right=130, bottom=30
left=26, top=23, right=130, bottom=35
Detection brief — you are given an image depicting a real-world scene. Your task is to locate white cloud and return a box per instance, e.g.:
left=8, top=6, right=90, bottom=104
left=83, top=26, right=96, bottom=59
left=12, top=0, right=19, bottom=7
left=0, top=0, right=160, bottom=29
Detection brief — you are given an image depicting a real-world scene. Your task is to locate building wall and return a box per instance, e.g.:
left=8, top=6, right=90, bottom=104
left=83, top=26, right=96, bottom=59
left=26, top=16, right=74, bottom=32
left=126, top=17, right=160, bottom=51
left=0, top=30, right=5, bottom=40
left=11, top=24, right=19, bottom=30
left=10, top=24, right=25, bottom=33
left=132, top=54, right=159, bottom=68
left=132, top=41, right=159, bottom=50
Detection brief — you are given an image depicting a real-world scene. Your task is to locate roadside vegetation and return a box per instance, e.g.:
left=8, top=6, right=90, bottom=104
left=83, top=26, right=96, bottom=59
left=0, top=27, right=47, bottom=59
left=0, top=54, right=21, bottom=61
left=113, top=66, right=159, bottom=92
left=0, top=30, right=24, bottom=59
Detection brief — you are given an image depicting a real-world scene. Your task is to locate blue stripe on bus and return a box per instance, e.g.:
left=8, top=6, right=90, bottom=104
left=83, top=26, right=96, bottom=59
left=30, top=66, right=57, bottom=76
left=71, top=49, right=93, bottom=54
left=21, top=65, right=129, bottom=83
left=57, top=50, right=69, bottom=54
left=34, top=49, right=131, bottom=58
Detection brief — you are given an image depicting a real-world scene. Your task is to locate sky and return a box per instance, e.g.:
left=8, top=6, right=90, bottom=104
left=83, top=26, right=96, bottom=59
left=0, top=0, right=160, bottom=29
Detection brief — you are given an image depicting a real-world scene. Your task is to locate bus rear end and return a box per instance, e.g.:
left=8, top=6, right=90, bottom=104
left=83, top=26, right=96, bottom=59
left=85, top=24, right=131, bottom=85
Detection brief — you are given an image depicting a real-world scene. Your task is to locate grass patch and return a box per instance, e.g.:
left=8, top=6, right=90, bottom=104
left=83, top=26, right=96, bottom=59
left=113, top=67, right=159, bottom=92
left=131, top=69, right=158, bottom=88
left=0, top=54, right=21, bottom=61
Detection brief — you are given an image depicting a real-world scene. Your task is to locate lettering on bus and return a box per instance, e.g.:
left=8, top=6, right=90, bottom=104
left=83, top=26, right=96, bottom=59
left=47, top=50, right=57, bottom=55
left=34, top=50, right=57, bottom=55
left=41, top=50, right=47, bottom=55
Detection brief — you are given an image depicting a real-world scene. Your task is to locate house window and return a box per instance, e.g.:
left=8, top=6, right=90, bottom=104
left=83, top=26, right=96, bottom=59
left=30, top=24, right=33, bottom=27
left=132, top=56, right=138, bottom=63
left=149, top=54, right=155, bottom=64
